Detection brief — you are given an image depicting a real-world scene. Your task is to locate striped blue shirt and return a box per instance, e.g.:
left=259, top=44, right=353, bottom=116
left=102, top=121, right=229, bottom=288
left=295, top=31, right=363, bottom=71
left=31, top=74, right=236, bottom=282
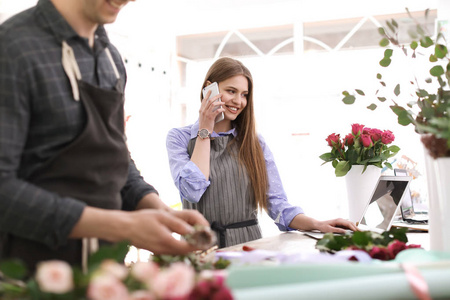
left=166, top=120, right=304, bottom=231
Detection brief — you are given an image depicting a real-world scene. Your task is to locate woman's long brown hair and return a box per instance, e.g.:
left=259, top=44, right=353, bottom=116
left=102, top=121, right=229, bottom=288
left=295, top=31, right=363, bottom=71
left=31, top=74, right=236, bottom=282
left=201, top=57, right=269, bottom=211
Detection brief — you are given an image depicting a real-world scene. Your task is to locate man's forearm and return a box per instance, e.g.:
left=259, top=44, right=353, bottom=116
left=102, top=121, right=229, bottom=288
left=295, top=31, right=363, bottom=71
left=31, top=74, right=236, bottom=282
left=136, top=192, right=171, bottom=211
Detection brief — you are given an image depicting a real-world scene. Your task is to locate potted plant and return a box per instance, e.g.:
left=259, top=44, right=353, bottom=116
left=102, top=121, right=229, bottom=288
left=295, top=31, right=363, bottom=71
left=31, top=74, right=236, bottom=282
left=341, top=8, right=449, bottom=158
left=340, top=8, right=450, bottom=251
left=320, top=123, right=400, bottom=177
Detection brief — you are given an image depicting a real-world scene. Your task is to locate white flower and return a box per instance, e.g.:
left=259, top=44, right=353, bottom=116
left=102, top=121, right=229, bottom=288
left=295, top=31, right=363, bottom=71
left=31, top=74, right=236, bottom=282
left=35, top=260, right=74, bottom=294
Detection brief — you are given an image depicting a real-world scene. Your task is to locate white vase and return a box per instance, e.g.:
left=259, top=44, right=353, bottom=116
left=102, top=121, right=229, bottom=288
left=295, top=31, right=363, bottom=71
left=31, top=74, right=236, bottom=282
left=434, top=157, right=450, bottom=252
left=423, top=151, right=444, bottom=251
left=345, top=165, right=382, bottom=223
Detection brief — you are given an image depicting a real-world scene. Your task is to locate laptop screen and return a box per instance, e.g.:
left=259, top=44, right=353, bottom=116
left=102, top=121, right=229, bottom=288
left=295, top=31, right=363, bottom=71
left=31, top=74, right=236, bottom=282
left=359, top=176, right=411, bottom=231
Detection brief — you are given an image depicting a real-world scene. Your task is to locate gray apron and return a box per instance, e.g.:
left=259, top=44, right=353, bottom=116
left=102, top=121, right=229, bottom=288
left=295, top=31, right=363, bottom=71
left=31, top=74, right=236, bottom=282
left=1, top=42, right=129, bottom=271
left=184, top=134, right=262, bottom=248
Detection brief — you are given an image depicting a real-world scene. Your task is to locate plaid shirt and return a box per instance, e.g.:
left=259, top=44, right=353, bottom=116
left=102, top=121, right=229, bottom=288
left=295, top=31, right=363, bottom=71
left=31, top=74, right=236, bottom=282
left=0, top=0, right=156, bottom=250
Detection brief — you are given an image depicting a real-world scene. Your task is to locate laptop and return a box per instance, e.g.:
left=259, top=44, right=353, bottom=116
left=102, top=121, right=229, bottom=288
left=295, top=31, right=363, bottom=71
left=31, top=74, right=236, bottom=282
left=390, top=168, right=429, bottom=232
left=304, top=175, right=412, bottom=239
left=394, top=168, right=428, bottom=224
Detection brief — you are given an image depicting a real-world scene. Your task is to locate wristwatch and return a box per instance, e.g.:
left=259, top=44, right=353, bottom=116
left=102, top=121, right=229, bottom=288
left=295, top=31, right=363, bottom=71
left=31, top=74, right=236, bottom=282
left=197, top=128, right=211, bottom=139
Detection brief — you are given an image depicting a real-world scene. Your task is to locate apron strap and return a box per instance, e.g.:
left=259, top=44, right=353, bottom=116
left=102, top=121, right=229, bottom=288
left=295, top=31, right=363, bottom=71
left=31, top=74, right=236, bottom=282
left=61, top=42, right=121, bottom=101
left=62, top=41, right=82, bottom=101
left=82, top=237, right=99, bottom=274
left=211, top=219, right=258, bottom=248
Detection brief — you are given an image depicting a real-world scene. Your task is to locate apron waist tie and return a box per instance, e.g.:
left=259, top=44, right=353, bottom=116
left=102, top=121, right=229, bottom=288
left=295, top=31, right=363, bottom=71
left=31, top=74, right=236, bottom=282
left=211, top=219, right=258, bottom=248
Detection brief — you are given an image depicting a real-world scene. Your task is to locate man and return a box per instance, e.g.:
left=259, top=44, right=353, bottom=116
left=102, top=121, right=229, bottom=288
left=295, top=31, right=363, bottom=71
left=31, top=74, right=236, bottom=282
left=0, top=0, right=209, bottom=270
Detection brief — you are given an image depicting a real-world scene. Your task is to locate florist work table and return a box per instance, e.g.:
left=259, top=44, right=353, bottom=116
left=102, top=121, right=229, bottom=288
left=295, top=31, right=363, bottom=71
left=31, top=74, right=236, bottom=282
left=219, top=231, right=450, bottom=300
left=220, top=230, right=430, bottom=252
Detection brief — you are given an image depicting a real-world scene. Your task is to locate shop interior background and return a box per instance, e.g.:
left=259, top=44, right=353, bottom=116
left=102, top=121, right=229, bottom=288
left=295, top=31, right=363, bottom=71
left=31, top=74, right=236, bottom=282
left=0, top=0, right=444, bottom=239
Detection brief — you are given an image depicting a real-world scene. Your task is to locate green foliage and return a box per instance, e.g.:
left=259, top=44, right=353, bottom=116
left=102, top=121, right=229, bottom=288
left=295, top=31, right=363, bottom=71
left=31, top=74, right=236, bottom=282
left=316, top=227, right=409, bottom=253
left=341, top=9, right=450, bottom=154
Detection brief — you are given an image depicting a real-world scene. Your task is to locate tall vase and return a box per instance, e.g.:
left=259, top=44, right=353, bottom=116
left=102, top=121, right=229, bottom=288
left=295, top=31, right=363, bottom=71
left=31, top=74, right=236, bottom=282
left=345, top=165, right=381, bottom=223
left=434, top=157, right=450, bottom=251
left=423, top=151, right=444, bottom=251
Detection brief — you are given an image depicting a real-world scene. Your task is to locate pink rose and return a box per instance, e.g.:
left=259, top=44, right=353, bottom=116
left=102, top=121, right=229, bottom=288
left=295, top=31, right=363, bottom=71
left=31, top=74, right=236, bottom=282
left=36, top=260, right=74, bottom=294
left=131, top=261, right=159, bottom=286
left=87, top=274, right=129, bottom=300
left=387, top=240, right=407, bottom=258
left=369, top=128, right=383, bottom=142
left=360, top=134, right=373, bottom=147
left=326, top=133, right=341, bottom=148
left=351, top=123, right=365, bottom=135
left=381, top=130, right=395, bottom=144
left=99, top=260, right=129, bottom=281
left=153, top=262, right=195, bottom=299
left=369, top=246, right=391, bottom=261
left=344, top=133, right=354, bottom=146
left=130, top=290, right=155, bottom=300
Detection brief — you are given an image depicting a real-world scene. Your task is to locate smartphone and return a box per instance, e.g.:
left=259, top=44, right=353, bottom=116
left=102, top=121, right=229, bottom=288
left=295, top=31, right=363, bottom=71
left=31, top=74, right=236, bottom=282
left=202, top=82, right=224, bottom=123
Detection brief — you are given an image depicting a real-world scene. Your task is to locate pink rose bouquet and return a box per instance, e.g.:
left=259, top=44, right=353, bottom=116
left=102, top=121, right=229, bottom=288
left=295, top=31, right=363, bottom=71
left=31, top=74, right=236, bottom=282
left=0, top=241, right=233, bottom=300
left=320, top=123, right=400, bottom=176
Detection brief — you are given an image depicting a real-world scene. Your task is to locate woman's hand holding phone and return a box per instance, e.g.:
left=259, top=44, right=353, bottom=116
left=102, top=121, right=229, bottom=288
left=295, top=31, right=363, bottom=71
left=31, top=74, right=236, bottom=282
left=202, top=82, right=225, bottom=124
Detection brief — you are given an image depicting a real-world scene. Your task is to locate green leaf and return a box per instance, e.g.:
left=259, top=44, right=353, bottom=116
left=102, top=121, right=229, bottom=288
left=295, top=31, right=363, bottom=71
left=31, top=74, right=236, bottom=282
left=352, top=231, right=371, bottom=247
left=378, top=27, right=386, bottom=36
left=390, top=105, right=413, bottom=126
left=425, top=78, right=432, bottom=83
left=342, top=95, right=356, bottom=104
left=376, top=73, right=382, bottom=80
left=420, top=36, right=434, bottom=48
left=430, top=65, right=445, bottom=77
left=392, top=19, right=398, bottom=28
left=394, top=84, right=400, bottom=96
left=429, top=54, right=438, bottom=62
left=0, top=259, right=28, bottom=280
left=384, top=49, right=393, bottom=58
left=355, top=89, right=365, bottom=96
left=319, top=152, right=334, bottom=162
left=386, top=21, right=395, bottom=34
left=379, top=38, right=389, bottom=47
left=384, top=162, right=393, bottom=169
left=367, top=103, right=377, bottom=110
left=88, top=241, right=130, bottom=269
left=388, top=145, right=400, bottom=153
left=377, top=97, right=386, bottom=102
left=380, top=58, right=391, bottom=67
left=435, top=44, right=448, bottom=59
left=342, top=90, right=350, bottom=96
left=410, top=41, right=418, bottom=50
left=335, top=161, right=351, bottom=177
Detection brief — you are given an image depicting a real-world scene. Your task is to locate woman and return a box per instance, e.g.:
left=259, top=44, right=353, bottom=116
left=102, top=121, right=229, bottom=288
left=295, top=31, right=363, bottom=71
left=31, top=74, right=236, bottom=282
left=166, top=57, right=357, bottom=248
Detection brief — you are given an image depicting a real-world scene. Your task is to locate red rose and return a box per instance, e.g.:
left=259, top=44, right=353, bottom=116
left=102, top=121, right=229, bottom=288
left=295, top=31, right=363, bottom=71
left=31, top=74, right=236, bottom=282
left=387, top=240, right=407, bottom=258
left=369, top=128, right=383, bottom=142
left=326, top=133, right=341, bottom=148
left=381, top=130, right=395, bottom=144
left=351, top=123, right=365, bottom=135
left=406, top=244, right=422, bottom=249
left=369, top=246, right=391, bottom=260
left=344, top=133, right=354, bottom=146
left=360, top=134, right=373, bottom=147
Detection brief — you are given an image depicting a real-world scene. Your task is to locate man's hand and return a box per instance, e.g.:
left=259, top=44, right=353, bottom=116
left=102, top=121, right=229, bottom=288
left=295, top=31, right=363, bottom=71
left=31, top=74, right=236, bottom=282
left=70, top=207, right=210, bottom=255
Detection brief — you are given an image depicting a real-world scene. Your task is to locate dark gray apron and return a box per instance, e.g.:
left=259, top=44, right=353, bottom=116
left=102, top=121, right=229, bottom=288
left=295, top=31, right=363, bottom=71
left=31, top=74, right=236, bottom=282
left=184, top=134, right=262, bottom=248
left=1, top=42, right=129, bottom=271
